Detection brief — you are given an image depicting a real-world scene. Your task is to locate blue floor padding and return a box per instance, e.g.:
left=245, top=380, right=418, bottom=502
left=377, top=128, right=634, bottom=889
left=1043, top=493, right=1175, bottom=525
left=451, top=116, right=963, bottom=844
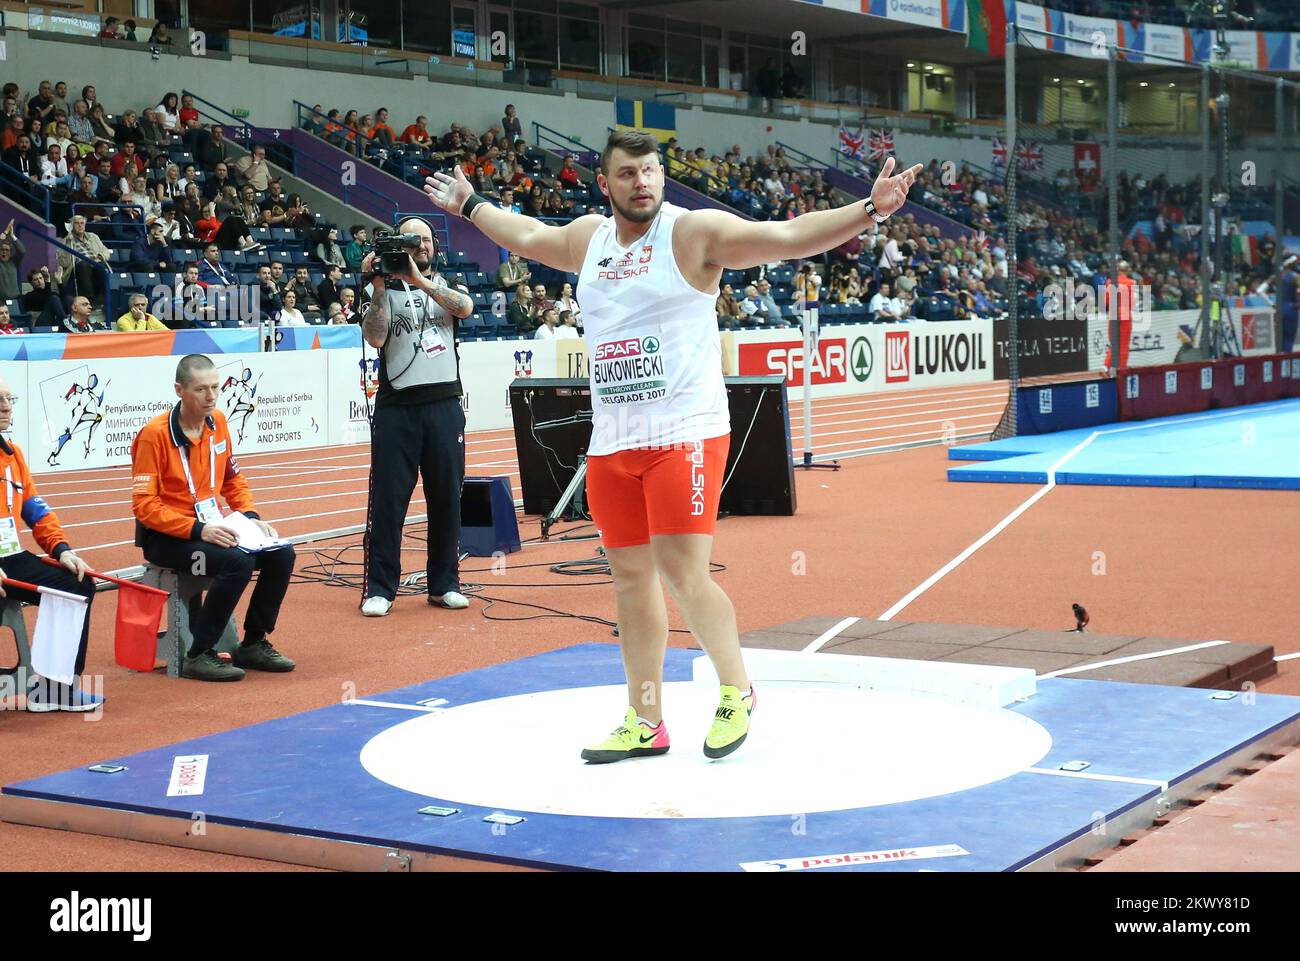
left=6, top=645, right=1300, bottom=872
left=948, top=399, right=1300, bottom=489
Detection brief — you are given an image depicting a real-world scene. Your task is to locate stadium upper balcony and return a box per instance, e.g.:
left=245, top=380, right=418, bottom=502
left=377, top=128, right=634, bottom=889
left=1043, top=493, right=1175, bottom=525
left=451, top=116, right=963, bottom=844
left=1046, top=1, right=1296, bottom=33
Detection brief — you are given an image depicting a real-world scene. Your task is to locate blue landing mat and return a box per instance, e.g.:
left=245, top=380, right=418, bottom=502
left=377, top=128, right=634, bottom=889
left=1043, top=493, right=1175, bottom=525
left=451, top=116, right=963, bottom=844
left=948, top=399, right=1300, bottom=489
left=6, top=645, right=1300, bottom=872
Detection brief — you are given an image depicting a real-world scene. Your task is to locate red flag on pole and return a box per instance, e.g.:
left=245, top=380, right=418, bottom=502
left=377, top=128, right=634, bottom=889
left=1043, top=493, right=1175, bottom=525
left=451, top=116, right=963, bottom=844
left=114, top=581, right=168, bottom=672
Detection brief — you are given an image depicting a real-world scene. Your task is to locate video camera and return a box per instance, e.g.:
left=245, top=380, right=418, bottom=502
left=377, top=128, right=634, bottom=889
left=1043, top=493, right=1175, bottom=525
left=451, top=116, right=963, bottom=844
left=368, top=227, right=423, bottom=277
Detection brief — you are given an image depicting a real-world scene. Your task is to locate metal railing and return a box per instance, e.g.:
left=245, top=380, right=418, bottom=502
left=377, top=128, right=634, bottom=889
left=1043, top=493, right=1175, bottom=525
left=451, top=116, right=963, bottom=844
left=0, top=161, right=52, bottom=223
left=292, top=100, right=383, bottom=161
left=21, top=224, right=115, bottom=324
left=70, top=204, right=147, bottom=236
left=181, top=89, right=254, bottom=146
left=289, top=104, right=401, bottom=221
left=533, top=124, right=599, bottom=169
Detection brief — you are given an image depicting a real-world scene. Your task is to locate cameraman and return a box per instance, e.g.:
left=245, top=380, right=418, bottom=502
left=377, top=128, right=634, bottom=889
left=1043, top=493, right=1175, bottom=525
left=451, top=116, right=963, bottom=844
left=359, top=218, right=475, bottom=617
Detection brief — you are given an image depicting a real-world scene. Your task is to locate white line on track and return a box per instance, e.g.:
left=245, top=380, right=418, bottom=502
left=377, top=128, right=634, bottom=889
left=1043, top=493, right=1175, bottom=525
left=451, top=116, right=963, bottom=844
left=1042, top=641, right=1231, bottom=679
left=801, top=617, right=862, bottom=654
left=793, top=401, right=1006, bottom=433
left=1276, top=652, right=1300, bottom=662
left=876, top=405, right=1264, bottom=621
left=343, top=699, right=444, bottom=713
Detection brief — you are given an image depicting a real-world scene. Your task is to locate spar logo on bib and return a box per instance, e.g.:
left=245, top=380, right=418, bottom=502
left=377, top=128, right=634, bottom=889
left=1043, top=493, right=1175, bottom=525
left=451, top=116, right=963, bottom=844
left=592, top=336, right=667, bottom=404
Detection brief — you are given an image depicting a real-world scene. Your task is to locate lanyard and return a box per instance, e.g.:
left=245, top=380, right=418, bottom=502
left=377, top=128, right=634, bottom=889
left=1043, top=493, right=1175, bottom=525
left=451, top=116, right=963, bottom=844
left=178, top=430, right=216, bottom=500
left=4, top=465, right=12, bottom=511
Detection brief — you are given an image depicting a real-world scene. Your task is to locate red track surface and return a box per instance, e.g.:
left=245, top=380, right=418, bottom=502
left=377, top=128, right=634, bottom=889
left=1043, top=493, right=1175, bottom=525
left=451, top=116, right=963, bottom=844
left=3, top=380, right=1297, bottom=872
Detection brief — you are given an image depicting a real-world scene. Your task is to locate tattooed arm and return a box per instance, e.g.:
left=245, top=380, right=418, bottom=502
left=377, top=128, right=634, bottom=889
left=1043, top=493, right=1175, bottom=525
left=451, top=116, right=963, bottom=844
left=361, top=282, right=389, bottom=349
left=421, top=279, right=475, bottom=320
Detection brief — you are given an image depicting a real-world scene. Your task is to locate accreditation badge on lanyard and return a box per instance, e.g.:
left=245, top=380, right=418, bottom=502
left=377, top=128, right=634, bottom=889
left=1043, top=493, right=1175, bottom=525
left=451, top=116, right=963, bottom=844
left=181, top=433, right=222, bottom=525
left=0, top=466, right=21, bottom=557
left=419, top=326, right=448, bottom=359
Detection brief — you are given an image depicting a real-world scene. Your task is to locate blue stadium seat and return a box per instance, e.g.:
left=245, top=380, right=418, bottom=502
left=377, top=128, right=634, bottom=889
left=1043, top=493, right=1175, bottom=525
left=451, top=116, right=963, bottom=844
left=133, top=272, right=162, bottom=287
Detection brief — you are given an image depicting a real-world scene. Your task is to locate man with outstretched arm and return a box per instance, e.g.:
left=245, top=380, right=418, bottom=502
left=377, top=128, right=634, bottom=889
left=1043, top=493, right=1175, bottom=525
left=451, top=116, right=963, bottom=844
left=425, top=130, right=921, bottom=761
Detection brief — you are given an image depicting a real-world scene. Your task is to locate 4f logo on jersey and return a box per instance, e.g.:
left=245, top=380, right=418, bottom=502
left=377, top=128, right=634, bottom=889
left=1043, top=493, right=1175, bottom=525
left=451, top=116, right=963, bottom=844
left=597, top=257, right=613, bottom=267
left=597, top=248, right=649, bottom=281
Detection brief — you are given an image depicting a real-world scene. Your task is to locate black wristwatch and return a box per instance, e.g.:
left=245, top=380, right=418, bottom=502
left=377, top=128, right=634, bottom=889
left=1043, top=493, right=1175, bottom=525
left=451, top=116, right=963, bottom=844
left=863, top=199, right=889, bottom=224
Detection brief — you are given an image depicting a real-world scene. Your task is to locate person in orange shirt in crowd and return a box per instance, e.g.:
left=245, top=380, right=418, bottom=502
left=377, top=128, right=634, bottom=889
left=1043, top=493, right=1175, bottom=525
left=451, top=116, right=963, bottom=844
left=368, top=107, right=396, bottom=146
left=0, top=374, right=100, bottom=711
left=131, top=354, right=297, bottom=682
left=400, top=115, right=432, bottom=150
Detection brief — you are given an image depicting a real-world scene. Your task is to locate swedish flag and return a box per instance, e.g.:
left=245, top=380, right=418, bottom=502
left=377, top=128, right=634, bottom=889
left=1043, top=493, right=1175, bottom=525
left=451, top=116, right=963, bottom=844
left=614, top=98, right=676, bottom=144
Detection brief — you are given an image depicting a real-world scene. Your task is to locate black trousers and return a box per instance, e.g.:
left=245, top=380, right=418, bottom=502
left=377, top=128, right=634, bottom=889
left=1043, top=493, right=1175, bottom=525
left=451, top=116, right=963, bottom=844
left=141, top=532, right=296, bottom=656
left=3, top=551, right=96, bottom=675
left=366, top=396, right=465, bottom=600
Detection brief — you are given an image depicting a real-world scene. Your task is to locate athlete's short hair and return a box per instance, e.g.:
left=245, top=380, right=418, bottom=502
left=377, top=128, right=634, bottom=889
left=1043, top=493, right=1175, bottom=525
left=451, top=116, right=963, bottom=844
left=601, top=129, right=660, bottom=175
left=176, top=353, right=215, bottom=387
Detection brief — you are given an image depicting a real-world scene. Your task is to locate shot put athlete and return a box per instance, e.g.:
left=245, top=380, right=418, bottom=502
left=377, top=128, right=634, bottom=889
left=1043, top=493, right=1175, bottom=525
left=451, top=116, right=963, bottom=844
left=425, top=130, right=920, bottom=761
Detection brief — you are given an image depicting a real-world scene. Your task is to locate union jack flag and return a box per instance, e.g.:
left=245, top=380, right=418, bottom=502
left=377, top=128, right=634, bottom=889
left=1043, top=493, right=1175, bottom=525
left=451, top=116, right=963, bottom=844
left=992, top=137, right=1043, bottom=171
left=838, top=123, right=864, bottom=160
left=992, top=136, right=1007, bottom=168
left=867, top=128, right=894, bottom=160
left=1016, top=141, right=1043, bottom=171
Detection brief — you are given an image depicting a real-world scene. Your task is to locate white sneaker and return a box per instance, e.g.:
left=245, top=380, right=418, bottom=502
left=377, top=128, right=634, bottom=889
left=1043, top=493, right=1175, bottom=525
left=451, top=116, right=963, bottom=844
left=361, top=596, right=392, bottom=617
left=429, top=591, right=469, bottom=610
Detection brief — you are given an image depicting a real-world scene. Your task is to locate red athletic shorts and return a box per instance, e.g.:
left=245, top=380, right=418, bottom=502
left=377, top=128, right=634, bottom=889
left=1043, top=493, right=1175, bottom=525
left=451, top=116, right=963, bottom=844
left=586, top=434, right=731, bottom=549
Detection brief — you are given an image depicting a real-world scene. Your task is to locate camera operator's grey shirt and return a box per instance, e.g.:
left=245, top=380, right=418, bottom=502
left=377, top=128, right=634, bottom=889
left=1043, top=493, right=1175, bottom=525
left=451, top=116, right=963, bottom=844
left=375, top=275, right=462, bottom=407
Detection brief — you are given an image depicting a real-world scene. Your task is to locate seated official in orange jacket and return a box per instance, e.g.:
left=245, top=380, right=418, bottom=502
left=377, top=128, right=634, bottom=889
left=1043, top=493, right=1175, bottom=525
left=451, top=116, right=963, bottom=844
left=131, top=353, right=297, bottom=682
left=0, top=375, right=100, bottom=712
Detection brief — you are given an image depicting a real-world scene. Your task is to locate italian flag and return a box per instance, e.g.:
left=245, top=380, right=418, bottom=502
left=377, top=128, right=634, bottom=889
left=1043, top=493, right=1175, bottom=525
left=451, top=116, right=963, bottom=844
left=1232, top=234, right=1259, bottom=265
left=968, top=0, right=1008, bottom=58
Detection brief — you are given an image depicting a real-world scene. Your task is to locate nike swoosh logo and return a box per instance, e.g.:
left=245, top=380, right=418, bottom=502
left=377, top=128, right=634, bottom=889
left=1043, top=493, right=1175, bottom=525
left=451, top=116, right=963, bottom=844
left=638, top=732, right=659, bottom=744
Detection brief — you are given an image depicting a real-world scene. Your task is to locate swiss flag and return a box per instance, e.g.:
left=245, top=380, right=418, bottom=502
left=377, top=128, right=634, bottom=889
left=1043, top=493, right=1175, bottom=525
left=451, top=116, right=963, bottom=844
left=1074, top=142, right=1101, bottom=188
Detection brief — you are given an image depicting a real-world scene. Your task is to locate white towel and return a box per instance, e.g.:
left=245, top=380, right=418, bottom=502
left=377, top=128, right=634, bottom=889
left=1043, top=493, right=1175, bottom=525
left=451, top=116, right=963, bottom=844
left=30, top=586, right=89, bottom=686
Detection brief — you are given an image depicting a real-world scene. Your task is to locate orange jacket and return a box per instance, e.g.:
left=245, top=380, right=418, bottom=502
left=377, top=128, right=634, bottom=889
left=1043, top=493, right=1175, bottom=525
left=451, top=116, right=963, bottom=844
left=0, top=436, right=72, bottom=558
left=131, top=405, right=260, bottom=541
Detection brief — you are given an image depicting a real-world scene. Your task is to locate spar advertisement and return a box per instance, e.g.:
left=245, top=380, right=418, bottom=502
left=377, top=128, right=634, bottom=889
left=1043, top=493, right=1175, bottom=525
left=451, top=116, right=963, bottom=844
left=734, top=321, right=994, bottom=399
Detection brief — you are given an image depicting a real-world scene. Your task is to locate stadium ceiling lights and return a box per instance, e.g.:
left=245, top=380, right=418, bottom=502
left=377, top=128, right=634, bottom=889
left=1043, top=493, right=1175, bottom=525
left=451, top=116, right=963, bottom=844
left=907, top=62, right=915, bottom=67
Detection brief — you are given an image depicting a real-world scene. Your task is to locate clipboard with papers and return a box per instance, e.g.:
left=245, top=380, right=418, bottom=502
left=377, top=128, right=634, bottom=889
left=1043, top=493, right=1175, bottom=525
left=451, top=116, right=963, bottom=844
left=220, top=511, right=291, bottom=552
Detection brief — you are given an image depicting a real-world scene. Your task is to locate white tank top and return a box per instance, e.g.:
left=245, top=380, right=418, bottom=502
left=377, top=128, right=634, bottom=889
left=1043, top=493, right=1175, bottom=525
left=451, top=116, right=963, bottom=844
left=576, top=202, right=730, bottom=456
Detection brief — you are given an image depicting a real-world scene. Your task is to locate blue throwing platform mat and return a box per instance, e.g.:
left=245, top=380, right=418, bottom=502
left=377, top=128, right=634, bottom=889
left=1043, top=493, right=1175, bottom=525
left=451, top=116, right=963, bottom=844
left=949, top=399, right=1300, bottom=489
left=4, top=644, right=1299, bottom=872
